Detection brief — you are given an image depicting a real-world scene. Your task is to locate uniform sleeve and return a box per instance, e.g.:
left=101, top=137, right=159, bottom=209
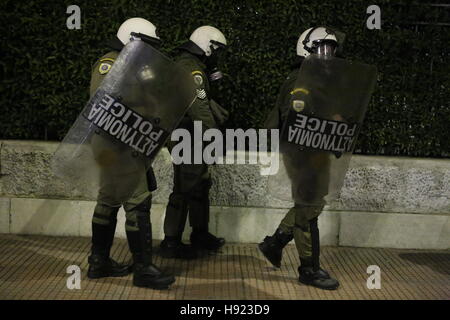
left=182, top=65, right=217, bottom=130
left=280, top=76, right=300, bottom=123
left=89, top=56, right=116, bottom=97
left=264, top=75, right=295, bottom=129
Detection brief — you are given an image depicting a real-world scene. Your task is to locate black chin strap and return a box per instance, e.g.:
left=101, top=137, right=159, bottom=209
left=302, top=27, right=318, bottom=53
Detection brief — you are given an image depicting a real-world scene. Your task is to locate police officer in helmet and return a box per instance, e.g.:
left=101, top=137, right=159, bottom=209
left=260, top=27, right=340, bottom=290
left=160, top=26, right=229, bottom=259
left=87, top=17, right=175, bottom=289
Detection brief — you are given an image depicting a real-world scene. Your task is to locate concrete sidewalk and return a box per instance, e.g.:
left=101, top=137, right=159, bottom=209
left=0, top=235, right=448, bottom=300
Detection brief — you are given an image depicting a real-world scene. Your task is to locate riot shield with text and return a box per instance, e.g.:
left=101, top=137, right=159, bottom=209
left=268, top=55, right=377, bottom=205
left=52, top=39, right=196, bottom=205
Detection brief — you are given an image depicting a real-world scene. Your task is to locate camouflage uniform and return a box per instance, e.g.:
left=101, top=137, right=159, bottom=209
left=259, top=59, right=339, bottom=290
left=161, top=51, right=226, bottom=255
left=264, top=67, right=326, bottom=262
left=88, top=50, right=158, bottom=273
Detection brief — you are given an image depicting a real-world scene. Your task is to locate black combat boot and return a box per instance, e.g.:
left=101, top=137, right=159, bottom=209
left=298, top=258, right=339, bottom=290
left=258, top=228, right=294, bottom=268
left=133, top=260, right=176, bottom=290
left=298, top=218, right=339, bottom=290
left=88, top=215, right=131, bottom=279
left=87, top=254, right=131, bottom=279
left=160, top=236, right=198, bottom=259
left=128, top=212, right=175, bottom=290
left=190, top=229, right=225, bottom=251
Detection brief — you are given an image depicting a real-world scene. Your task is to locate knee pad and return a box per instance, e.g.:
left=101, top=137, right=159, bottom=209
left=93, top=203, right=119, bottom=225
left=125, top=209, right=151, bottom=232
left=124, top=196, right=151, bottom=231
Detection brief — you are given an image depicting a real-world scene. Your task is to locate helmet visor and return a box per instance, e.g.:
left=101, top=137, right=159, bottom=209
left=313, top=40, right=337, bottom=56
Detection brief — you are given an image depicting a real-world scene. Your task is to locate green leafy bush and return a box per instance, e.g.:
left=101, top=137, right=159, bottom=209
left=1, top=0, right=448, bottom=157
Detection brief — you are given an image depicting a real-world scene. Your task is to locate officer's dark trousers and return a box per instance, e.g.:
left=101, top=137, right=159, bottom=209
left=278, top=151, right=329, bottom=266
left=90, top=133, right=156, bottom=259
left=163, top=117, right=212, bottom=239
left=91, top=173, right=154, bottom=259
left=278, top=204, right=323, bottom=261
left=163, top=162, right=211, bottom=238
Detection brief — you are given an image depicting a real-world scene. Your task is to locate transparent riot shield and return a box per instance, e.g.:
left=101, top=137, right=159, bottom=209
left=268, top=55, right=377, bottom=205
left=52, top=39, right=196, bottom=205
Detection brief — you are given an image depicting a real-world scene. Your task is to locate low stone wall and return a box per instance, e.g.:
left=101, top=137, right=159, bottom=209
left=0, top=140, right=449, bottom=249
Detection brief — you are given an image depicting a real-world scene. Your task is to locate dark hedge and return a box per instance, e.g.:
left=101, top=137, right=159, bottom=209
left=0, top=0, right=449, bottom=157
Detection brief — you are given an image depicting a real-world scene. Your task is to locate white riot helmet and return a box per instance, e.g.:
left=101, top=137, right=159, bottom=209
left=189, top=26, right=227, bottom=57
left=117, top=17, right=160, bottom=46
left=297, top=27, right=338, bottom=58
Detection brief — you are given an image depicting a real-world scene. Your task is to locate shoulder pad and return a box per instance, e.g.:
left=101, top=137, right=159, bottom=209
left=191, top=70, right=205, bottom=86
left=290, top=88, right=309, bottom=95
left=98, top=57, right=115, bottom=75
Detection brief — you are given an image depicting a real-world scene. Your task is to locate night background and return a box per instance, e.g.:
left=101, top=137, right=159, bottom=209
left=0, top=0, right=449, bottom=157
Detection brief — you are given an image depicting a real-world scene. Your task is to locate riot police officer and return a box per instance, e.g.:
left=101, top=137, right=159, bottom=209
left=159, top=26, right=229, bottom=259
left=87, top=17, right=175, bottom=289
left=259, top=27, right=341, bottom=290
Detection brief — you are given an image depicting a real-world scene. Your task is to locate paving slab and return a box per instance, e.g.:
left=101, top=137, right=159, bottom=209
left=0, top=235, right=448, bottom=300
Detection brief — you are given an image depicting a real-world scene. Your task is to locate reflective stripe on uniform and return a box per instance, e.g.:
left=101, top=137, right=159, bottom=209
left=290, top=88, right=309, bottom=95
left=100, top=58, right=115, bottom=63
left=98, top=57, right=116, bottom=75
left=196, top=89, right=207, bottom=99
